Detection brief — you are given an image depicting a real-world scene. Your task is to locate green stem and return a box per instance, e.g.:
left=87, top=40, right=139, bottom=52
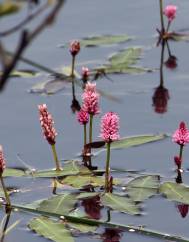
left=160, top=39, right=165, bottom=87
left=89, top=114, right=93, bottom=144
left=71, top=55, right=75, bottom=78
left=51, top=144, right=61, bottom=171
left=166, top=20, right=171, bottom=32
left=84, top=124, right=87, bottom=146
left=105, top=142, right=111, bottom=192
left=0, top=211, right=11, bottom=242
left=159, top=0, right=165, bottom=32
left=0, top=174, right=11, bottom=207
left=179, top=145, right=184, bottom=160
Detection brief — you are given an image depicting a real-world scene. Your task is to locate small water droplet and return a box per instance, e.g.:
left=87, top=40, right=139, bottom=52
left=122, top=187, right=126, bottom=191
left=60, top=216, right=65, bottom=220
left=129, top=229, right=135, bottom=232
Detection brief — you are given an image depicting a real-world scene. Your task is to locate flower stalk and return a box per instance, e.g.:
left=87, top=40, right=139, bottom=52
left=51, top=144, right=61, bottom=171
left=89, top=114, right=93, bottom=143
left=105, top=142, right=111, bottom=192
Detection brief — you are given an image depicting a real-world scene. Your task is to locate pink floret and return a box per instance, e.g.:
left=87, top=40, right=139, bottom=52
left=100, top=112, right=120, bottom=143
left=172, top=122, right=189, bottom=146
left=164, top=5, right=177, bottom=22
left=38, top=104, right=57, bottom=145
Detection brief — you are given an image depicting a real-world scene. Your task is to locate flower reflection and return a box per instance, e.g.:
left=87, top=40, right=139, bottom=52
left=70, top=98, right=81, bottom=113
left=164, top=55, right=177, bottom=69
left=177, top=204, right=189, bottom=218
left=81, top=195, right=102, bottom=220
left=175, top=169, right=189, bottom=218
left=152, top=85, right=169, bottom=114
left=102, top=228, right=122, bottom=242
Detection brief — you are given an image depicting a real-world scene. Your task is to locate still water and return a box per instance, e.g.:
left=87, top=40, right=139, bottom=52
left=1, top=0, right=189, bottom=241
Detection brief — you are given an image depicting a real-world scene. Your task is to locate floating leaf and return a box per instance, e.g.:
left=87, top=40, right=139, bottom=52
left=76, top=192, right=100, bottom=200
left=28, top=217, right=74, bottom=242
left=95, top=48, right=149, bottom=74
left=3, top=168, right=26, bottom=177
left=169, top=32, right=189, bottom=42
left=61, top=175, right=121, bottom=189
left=0, top=1, right=20, bottom=18
left=126, top=176, right=160, bottom=202
left=32, top=161, right=91, bottom=178
left=67, top=222, right=97, bottom=233
left=160, top=182, right=189, bottom=205
left=101, top=193, right=140, bottom=215
left=36, top=193, right=77, bottom=215
left=92, top=134, right=167, bottom=155
left=111, top=134, right=167, bottom=150
left=127, top=175, right=160, bottom=189
left=0, top=70, right=38, bottom=78
left=109, top=48, right=142, bottom=66
left=59, top=34, right=132, bottom=48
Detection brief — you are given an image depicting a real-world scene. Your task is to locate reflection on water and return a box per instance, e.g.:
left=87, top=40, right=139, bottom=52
left=175, top=169, right=189, bottom=218
left=101, top=228, right=122, bottom=242
left=152, top=38, right=178, bottom=114
left=81, top=195, right=102, bottom=220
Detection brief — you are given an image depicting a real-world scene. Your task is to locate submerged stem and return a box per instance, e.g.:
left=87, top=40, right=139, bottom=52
left=0, top=174, right=11, bottom=208
left=105, top=142, right=111, bottom=192
left=51, top=144, right=61, bottom=171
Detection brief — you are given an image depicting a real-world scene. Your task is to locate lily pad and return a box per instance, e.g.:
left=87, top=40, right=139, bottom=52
left=28, top=217, right=74, bottom=242
left=101, top=193, right=140, bottom=215
left=59, top=34, right=132, bottom=48
left=160, top=182, right=189, bottom=205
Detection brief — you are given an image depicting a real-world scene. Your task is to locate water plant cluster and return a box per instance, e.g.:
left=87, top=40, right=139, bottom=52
left=1, top=1, right=189, bottom=242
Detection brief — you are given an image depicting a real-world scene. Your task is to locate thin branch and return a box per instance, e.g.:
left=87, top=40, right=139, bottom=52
left=0, top=2, right=49, bottom=37
left=0, top=0, right=65, bottom=91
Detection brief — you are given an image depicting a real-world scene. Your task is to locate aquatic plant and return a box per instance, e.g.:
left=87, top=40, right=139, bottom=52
left=0, top=146, right=11, bottom=209
left=172, top=122, right=189, bottom=169
left=38, top=104, right=61, bottom=171
left=100, top=112, right=120, bottom=192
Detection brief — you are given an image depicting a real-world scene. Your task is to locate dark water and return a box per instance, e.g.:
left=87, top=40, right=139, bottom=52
left=1, top=0, right=189, bottom=241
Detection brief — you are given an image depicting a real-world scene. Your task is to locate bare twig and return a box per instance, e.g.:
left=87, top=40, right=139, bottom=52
left=0, top=0, right=65, bottom=91
left=0, top=2, right=49, bottom=37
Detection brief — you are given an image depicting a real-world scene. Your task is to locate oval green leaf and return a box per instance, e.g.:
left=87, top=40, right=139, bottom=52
left=160, top=182, right=189, bottom=205
left=28, top=217, right=74, bottom=242
left=101, top=193, right=140, bottom=215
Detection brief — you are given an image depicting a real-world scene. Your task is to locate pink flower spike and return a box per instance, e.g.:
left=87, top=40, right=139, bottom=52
left=172, top=122, right=189, bottom=146
left=69, top=40, right=80, bottom=56
left=0, top=145, right=6, bottom=173
left=100, top=112, right=120, bottom=143
left=82, top=82, right=100, bottom=115
left=164, top=5, right=177, bottom=22
left=77, top=108, right=89, bottom=125
left=38, top=104, right=57, bottom=145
